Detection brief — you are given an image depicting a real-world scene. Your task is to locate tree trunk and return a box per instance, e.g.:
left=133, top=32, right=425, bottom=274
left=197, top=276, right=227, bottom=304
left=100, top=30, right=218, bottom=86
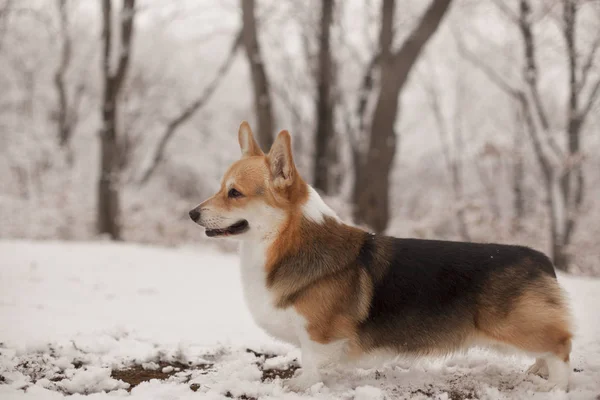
left=98, top=100, right=121, bottom=239
left=559, top=0, right=584, bottom=267
left=546, top=174, right=568, bottom=271
left=352, top=0, right=396, bottom=232
left=54, top=0, right=74, bottom=163
left=517, top=0, right=571, bottom=270
left=0, top=0, right=12, bottom=53
left=313, top=0, right=336, bottom=194
left=353, top=0, right=452, bottom=232
left=97, top=0, right=135, bottom=240
left=241, top=0, right=274, bottom=151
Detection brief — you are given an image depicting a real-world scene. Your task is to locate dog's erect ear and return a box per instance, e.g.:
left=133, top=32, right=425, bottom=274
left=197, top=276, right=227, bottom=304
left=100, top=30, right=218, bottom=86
left=267, top=130, right=296, bottom=189
left=238, top=121, right=264, bottom=157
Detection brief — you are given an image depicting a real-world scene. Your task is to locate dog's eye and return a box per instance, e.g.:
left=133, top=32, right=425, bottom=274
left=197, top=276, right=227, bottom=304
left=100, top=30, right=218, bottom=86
left=228, top=188, right=243, bottom=198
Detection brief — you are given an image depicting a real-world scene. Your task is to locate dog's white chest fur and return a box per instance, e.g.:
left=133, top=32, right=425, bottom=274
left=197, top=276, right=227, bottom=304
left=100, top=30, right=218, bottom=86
left=238, top=187, right=338, bottom=347
left=239, top=240, right=301, bottom=346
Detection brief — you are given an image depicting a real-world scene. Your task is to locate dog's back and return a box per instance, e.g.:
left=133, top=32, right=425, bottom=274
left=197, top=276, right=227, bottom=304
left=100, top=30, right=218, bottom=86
left=358, top=236, right=570, bottom=355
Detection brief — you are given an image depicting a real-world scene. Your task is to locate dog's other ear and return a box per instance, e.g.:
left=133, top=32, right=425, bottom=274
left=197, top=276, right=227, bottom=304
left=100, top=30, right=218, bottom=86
left=267, top=130, right=296, bottom=189
left=238, top=121, right=264, bottom=157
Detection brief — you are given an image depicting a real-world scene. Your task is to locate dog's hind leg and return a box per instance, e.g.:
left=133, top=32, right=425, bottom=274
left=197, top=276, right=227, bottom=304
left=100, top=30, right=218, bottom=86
left=545, top=352, right=570, bottom=390
left=476, top=276, right=572, bottom=390
left=543, top=333, right=572, bottom=390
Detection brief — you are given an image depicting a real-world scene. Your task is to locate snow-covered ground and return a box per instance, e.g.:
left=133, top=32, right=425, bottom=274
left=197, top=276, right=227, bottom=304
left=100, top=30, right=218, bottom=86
left=0, top=240, right=599, bottom=399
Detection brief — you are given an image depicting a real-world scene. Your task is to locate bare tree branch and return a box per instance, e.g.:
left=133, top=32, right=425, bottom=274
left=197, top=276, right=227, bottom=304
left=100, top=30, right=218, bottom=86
left=519, top=0, right=550, bottom=129
left=336, top=2, right=369, bottom=67
left=519, top=93, right=553, bottom=178
left=518, top=0, right=563, bottom=158
left=138, top=29, right=243, bottom=185
left=454, top=30, right=520, bottom=97
left=455, top=11, right=556, bottom=182
left=489, top=0, right=519, bottom=23
left=271, top=83, right=310, bottom=135
left=391, top=0, right=453, bottom=75
left=581, top=77, right=600, bottom=121
left=578, top=25, right=600, bottom=94
left=419, top=64, right=451, bottom=170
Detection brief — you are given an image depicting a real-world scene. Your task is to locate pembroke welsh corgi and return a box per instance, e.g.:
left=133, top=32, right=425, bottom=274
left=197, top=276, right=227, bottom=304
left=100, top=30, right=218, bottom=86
left=189, top=121, right=573, bottom=391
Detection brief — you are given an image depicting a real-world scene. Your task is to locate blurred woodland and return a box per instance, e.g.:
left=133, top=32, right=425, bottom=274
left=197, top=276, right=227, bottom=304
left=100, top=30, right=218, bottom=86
left=1, top=0, right=599, bottom=274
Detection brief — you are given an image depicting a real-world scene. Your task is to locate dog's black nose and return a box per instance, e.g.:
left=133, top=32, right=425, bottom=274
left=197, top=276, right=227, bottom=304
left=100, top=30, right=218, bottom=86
left=189, top=209, right=200, bottom=222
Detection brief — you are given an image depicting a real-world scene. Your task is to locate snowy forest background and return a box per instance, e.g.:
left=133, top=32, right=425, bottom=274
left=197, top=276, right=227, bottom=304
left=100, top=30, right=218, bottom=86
left=1, top=0, right=599, bottom=275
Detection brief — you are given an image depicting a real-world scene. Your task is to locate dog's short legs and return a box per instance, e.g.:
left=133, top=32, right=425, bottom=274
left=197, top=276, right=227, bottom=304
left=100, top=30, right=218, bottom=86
left=544, top=334, right=571, bottom=391
left=527, top=357, right=549, bottom=378
left=287, top=345, right=321, bottom=391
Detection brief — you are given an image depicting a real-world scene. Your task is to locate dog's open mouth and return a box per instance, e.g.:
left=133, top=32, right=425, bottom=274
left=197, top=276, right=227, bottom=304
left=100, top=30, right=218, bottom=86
left=205, top=220, right=249, bottom=237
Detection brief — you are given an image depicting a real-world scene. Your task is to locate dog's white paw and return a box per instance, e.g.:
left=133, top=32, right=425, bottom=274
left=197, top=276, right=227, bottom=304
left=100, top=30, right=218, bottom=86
left=527, top=359, right=549, bottom=378
left=534, top=379, right=569, bottom=393
left=285, top=370, right=321, bottom=392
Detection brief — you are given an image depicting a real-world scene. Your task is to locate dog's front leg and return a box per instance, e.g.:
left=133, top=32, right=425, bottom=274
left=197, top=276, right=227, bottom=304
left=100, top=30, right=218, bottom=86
left=286, top=320, right=346, bottom=391
left=287, top=342, right=322, bottom=391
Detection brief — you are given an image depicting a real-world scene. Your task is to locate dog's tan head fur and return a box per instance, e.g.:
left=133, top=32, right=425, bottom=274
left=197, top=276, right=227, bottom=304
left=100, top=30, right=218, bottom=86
left=189, top=122, right=308, bottom=240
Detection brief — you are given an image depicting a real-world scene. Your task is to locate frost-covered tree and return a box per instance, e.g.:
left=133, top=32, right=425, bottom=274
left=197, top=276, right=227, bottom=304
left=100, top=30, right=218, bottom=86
left=460, top=0, right=600, bottom=270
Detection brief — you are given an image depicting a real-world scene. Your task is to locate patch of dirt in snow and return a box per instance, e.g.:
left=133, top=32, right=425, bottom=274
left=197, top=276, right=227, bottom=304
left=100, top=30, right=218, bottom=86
left=224, top=391, right=258, bottom=400
left=245, top=348, right=300, bottom=382
left=259, top=366, right=299, bottom=382
left=445, top=387, right=476, bottom=400
left=2, top=345, right=301, bottom=397
left=110, top=361, right=213, bottom=391
left=407, top=385, right=476, bottom=400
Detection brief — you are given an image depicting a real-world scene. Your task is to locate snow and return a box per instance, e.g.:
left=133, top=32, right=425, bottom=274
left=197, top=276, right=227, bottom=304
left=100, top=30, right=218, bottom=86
left=1, top=240, right=599, bottom=399
left=354, top=385, right=384, bottom=400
